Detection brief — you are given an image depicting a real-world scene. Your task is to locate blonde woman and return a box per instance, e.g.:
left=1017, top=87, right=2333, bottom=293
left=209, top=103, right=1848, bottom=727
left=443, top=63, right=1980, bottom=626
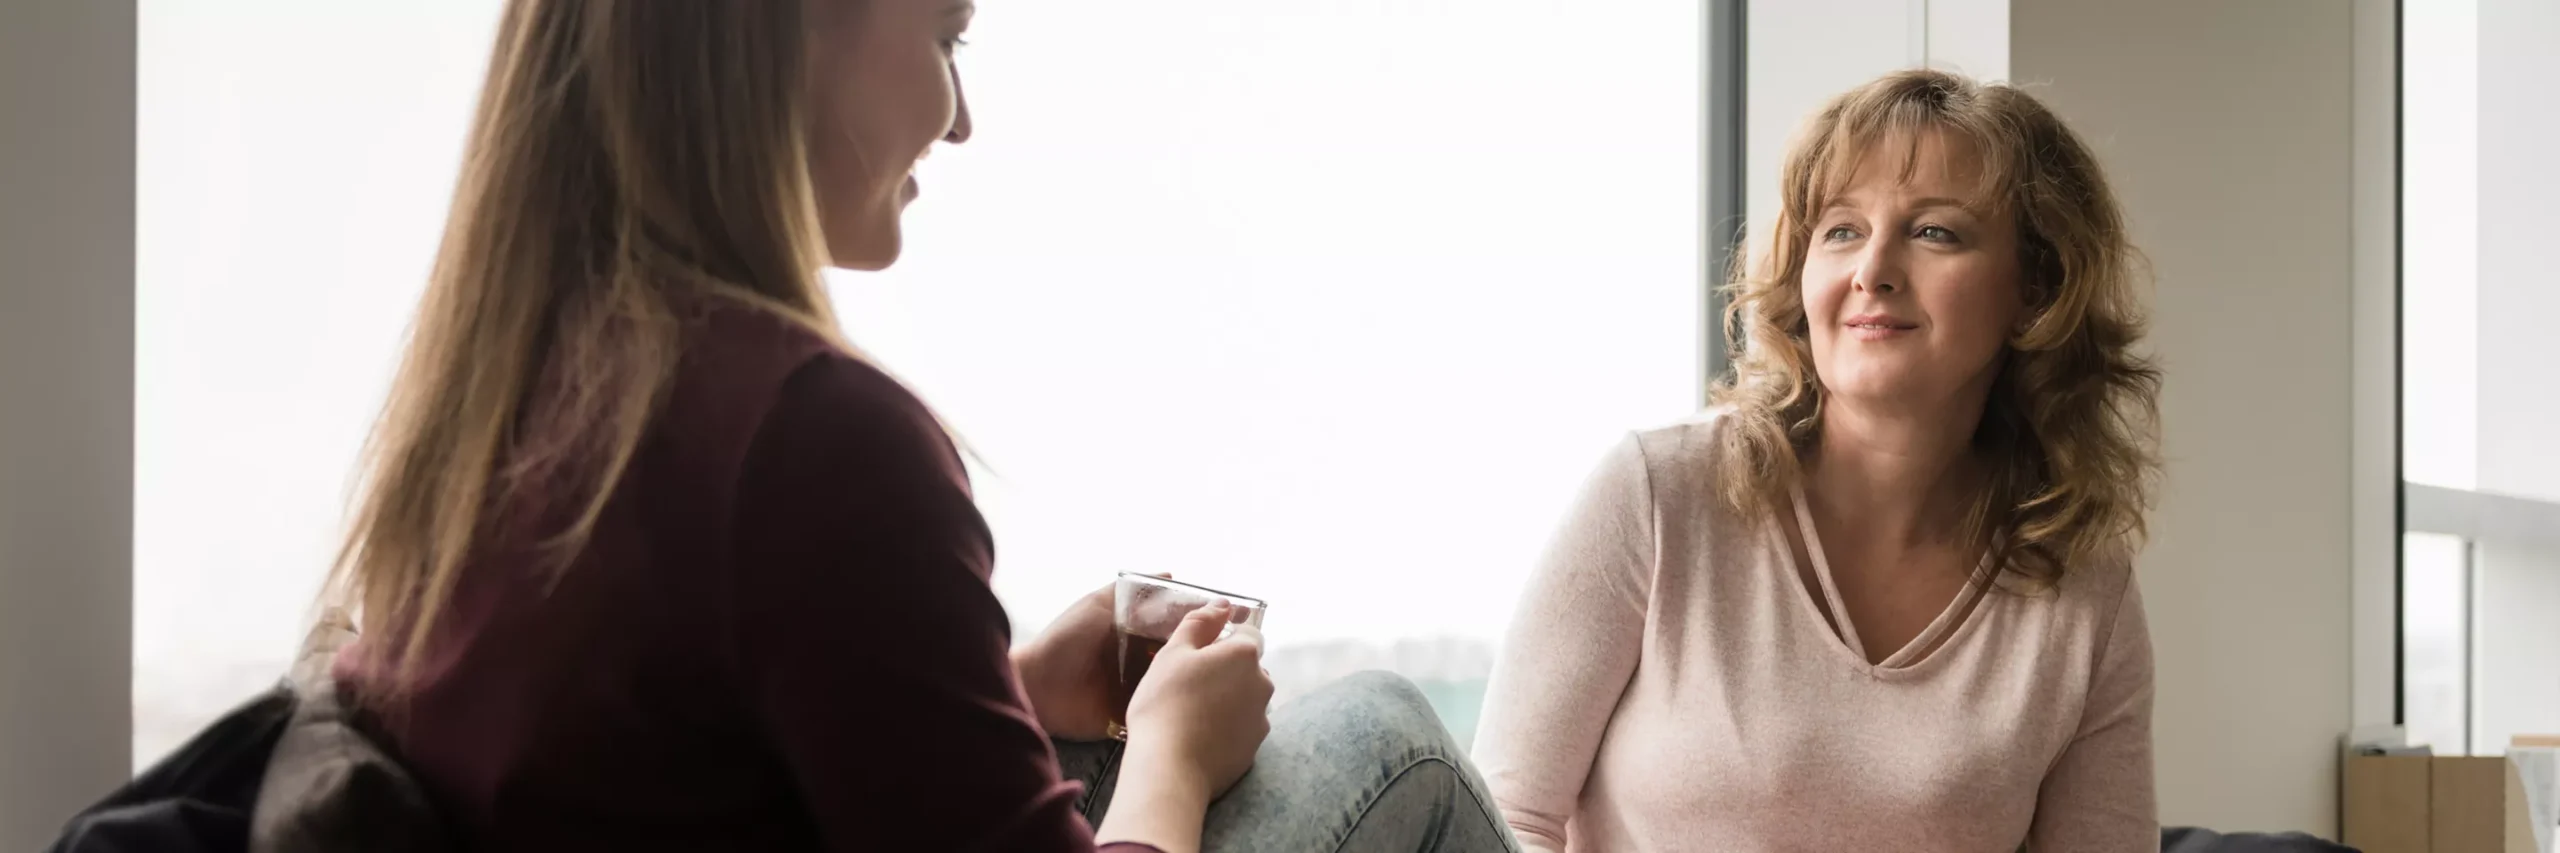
left=1474, top=69, right=2163, bottom=852
left=325, top=2, right=1514, bottom=852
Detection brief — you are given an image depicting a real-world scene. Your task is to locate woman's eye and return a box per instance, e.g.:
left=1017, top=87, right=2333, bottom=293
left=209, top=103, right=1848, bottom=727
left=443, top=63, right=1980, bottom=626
left=1916, top=224, right=1958, bottom=242
left=942, top=36, right=970, bottom=53
left=1822, top=225, right=1860, bottom=243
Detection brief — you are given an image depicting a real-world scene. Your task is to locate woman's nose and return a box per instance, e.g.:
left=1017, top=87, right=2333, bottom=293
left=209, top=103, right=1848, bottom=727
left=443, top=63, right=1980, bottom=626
left=1852, top=244, right=1903, bottom=294
left=946, top=73, right=974, bottom=144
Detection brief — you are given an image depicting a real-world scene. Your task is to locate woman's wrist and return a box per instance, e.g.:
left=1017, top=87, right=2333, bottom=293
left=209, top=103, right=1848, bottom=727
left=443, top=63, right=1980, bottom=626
left=1092, top=781, right=1207, bottom=853
left=1007, top=642, right=1074, bottom=733
left=1007, top=645, right=1050, bottom=704
left=1094, top=741, right=1212, bottom=853
left=1117, top=737, right=1217, bottom=803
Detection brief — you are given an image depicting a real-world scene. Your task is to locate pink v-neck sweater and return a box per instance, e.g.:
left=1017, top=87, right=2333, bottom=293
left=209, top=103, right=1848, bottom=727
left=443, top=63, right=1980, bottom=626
left=1473, top=413, right=2155, bottom=853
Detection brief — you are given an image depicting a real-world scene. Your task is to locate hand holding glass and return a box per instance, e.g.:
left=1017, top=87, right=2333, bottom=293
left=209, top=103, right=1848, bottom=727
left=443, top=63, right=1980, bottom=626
left=1107, top=572, right=1267, bottom=741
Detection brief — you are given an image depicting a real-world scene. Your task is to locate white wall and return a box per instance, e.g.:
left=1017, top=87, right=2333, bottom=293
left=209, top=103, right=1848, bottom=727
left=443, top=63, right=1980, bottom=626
left=0, top=0, right=138, bottom=847
left=1926, top=0, right=2012, bottom=82
left=2011, top=0, right=2358, bottom=836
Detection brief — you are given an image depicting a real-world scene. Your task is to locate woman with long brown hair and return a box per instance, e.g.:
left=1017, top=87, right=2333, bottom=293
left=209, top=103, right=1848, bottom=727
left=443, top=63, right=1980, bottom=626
left=324, top=1, right=1517, bottom=851
left=1474, top=69, right=2164, bottom=852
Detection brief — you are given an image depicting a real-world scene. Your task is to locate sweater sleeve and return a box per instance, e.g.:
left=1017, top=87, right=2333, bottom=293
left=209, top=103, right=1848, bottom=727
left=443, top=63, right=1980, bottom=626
left=730, top=353, right=1103, bottom=853
left=1470, top=434, right=1658, bottom=853
left=2025, top=573, right=2158, bottom=852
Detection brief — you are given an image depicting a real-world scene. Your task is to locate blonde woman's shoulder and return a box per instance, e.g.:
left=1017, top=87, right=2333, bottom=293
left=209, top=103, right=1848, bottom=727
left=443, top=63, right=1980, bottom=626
left=1609, top=406, right=1744, bottom=517
left=2034, top=536, right=2143, bottom=617
left=1626, top=405, right=1737, bottom=465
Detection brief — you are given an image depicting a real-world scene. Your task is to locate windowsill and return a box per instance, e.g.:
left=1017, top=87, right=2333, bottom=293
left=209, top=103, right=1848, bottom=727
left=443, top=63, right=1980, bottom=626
left=2405, top=483, right=2560, bottom=552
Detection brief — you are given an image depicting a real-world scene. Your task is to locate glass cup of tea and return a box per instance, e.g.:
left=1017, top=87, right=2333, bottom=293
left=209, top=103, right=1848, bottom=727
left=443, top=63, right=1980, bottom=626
left=1107, top=571, right=1267, bottom=741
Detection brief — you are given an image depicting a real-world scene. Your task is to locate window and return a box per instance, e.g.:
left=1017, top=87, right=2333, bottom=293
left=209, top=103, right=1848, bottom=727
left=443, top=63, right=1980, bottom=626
left=135, top=0, right=1711, bottom=762
left=840, top=1, right=1708, bottom=741
left=134, top=0, right=506, bottom=766
left=2399, top=531, right=2468, bottom=756
left=2400, top=0, right=2477, bottom=495
left=2396, top=0, right=2560, bottom=755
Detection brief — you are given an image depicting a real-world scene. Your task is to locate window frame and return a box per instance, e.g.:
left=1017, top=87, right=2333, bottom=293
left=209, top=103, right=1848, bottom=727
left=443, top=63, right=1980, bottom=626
left=2381, top=0, right=2560, bottom=748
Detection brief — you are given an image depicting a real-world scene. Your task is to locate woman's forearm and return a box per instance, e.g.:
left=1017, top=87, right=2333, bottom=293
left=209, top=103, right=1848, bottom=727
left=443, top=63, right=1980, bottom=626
left=1091, top=760, right=1209, bottom=853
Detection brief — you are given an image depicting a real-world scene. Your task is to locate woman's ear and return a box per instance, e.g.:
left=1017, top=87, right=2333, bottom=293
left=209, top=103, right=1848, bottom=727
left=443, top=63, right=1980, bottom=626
left=2016, top=282, right=2049, bottom=336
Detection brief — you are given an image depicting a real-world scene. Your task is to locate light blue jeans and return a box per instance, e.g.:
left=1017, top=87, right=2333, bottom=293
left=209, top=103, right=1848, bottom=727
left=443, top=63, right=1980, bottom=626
left=1055, top=671, right=1522, bottom=853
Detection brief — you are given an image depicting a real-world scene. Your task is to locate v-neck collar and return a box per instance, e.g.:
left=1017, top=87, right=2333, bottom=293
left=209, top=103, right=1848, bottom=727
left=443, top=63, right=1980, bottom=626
left=1782, top=481, right=1997, bottom=672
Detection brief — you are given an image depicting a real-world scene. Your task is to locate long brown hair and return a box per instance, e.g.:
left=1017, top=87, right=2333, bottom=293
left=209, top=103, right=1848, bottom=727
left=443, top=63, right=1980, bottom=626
left=326, top=0, right=851, bottom=688
left=1710, top=69, right=2162, bottom=586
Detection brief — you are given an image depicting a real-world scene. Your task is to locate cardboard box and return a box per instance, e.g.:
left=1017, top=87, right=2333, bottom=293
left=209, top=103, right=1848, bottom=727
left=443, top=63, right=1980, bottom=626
left=2344, top=755, right=2540, bottom=853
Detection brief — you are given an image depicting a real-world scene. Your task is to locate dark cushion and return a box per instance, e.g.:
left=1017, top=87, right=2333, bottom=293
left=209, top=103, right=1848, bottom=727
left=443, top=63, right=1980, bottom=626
left=248, top=680, right=456, bottom=853
left=44, top=686, right=295, bottom=853
left=2162, top=826, right=2361, bottom=853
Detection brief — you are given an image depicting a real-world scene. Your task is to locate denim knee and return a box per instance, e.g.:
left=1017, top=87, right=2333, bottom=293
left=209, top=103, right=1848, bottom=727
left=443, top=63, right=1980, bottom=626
left=1330, top=671, right=1434, bottom=717
left=1308, top=671, right=1451, bottom=750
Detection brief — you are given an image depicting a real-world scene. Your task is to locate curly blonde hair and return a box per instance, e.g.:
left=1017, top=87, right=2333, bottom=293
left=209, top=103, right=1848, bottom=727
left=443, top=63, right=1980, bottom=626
left=1710, top=69, right=2162, bottom=586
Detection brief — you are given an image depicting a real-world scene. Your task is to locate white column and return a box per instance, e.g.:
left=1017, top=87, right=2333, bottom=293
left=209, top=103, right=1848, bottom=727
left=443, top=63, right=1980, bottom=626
left=2347, top=0, right=2400, bottom=736
left=2475, top=0, right=2560, bottom=503
left=0, top=0, right=139, bottom=847
left=2012, top=0, right=2358, bottom=836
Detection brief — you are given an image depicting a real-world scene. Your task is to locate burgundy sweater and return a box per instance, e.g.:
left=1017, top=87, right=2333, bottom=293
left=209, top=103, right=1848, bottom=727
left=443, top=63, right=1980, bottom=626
left=339, top=305, right=1156, bottom=853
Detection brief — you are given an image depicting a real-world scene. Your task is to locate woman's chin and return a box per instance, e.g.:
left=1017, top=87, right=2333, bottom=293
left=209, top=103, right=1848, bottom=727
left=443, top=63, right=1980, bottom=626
left=1821, top=373, right=1919, bottom=409
left=824, top=228, right=903, bottom=272
left=829, top=253, right=897, bottom=272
